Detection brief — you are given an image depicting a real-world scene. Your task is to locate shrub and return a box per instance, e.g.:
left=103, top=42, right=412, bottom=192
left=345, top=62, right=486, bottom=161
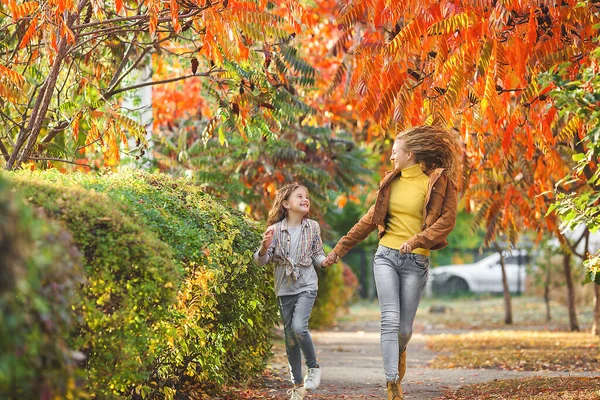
left=4, top=169, right=279, bottom=398
left=82, top=170, right=278, bottom=396
left=311, top=253, right=358, bottom=328
left=0, top=177, right=83, bottom=398
left=5, top=171, right=179, bottom=398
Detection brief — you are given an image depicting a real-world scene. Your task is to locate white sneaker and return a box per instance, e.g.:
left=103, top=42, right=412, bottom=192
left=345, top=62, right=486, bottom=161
left=303, top=366, right=322, bottom=390
left=287, top=386, right=306, bottom=400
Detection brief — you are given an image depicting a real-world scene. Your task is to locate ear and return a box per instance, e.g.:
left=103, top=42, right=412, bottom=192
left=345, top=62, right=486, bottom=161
left=282, top=200, right=290, bottom=210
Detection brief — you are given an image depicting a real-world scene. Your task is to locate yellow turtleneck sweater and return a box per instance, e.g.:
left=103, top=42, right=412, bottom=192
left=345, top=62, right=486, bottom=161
left=379, top=163, right=430, bottom=256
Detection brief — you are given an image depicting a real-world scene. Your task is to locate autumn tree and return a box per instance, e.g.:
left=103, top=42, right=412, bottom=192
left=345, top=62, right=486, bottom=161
left=317, top=0, right=599, bottom=330
left=545, top=45, right=600, bottom=334
left=0, top=0, right=321, bottom=170
left=149, top=0, right=380, bottom=220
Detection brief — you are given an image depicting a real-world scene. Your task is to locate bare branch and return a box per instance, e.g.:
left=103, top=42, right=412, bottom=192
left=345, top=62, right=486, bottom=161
left=106, top=36, right=138, bottom=90
left=72, top=7, right=204, bottom=31
left=0, top=108, right=24, bottom=130
left=104, top=33, right=176, bottom=95
left=41, top=121, right=70, bottom=144
left=0, top=139, right=10, bottom=161
left=105, top=69, right=223, bottom=98
left=29, top=156, right=91, bottom=167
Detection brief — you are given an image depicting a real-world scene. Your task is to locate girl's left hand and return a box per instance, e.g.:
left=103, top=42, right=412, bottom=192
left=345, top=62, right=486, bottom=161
left=400, top=242, right=412, bottom=253
left=322, top=252, right=339, bottom=267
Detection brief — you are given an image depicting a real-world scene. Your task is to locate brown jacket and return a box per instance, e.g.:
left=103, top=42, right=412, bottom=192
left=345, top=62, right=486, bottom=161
left=332, top=168, right=458, bottom=258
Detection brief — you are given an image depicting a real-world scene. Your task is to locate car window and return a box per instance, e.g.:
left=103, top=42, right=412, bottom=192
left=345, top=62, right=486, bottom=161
left=504, top=256, right=518, bottom=264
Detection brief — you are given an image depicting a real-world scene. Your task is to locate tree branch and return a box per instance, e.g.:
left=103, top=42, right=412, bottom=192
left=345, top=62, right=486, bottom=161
left=72, top=7, right=204, bottom=31
left=10, top=29, right=70, bottom=168
left=557, top=229, right=587, bottom=259
left=104, top=33, right=176, bottom=96
left=0, top=139, right=10, bottom=161
left=41, top=121, right=70, bottom=144
left=29, top=156, right=91, bottom=167
left=105, top=69, right=222, bottom=98
left=106, top=36, right=138, bottom=90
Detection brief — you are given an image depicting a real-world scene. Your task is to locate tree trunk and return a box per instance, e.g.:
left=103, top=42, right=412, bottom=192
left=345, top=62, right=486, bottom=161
left=5, top=0, right=88, bottom=170
left=500, top=258, right=513, bottom=325
left=495, top=245, right=513, bottom=325
left=592, top=284, right=600, bottom=336
left=544, top=265, right=552, bottom=322
left=563, top=253, right=580, bottom=331
left=8, top=39, right=69, bottom=169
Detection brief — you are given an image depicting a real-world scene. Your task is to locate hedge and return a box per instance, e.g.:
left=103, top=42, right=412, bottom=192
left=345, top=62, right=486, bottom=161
left=0, top=177, right=83, bottom=398
left=3, top=170, right=279, bottom=398
left=3, top=169, right=354, bottom=398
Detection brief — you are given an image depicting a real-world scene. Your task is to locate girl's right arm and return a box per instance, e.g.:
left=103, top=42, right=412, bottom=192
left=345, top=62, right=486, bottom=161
left=254, top=227, right=275, bottom=266
left=331, top=204, right=378, bottom=259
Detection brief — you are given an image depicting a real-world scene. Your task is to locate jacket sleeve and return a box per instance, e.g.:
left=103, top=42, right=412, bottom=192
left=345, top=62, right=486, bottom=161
left=406, top=176, right=457, bottom=251
left=332, top=204, right=378, bottom=258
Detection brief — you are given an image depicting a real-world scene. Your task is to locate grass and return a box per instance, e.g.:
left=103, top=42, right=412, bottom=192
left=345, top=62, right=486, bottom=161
left=439, top=377, right=600, bottom=400
left=417, top=295, right=595, bottom=331
left=339, top=295, right=595, bottom=331
left=420, top=297, right=600, bottom=399
left=427, top=330, right=600, bottom=371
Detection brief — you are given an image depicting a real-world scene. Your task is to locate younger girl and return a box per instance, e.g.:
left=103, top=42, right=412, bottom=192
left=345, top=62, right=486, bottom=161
left=254, top=183, right=327, bottom=400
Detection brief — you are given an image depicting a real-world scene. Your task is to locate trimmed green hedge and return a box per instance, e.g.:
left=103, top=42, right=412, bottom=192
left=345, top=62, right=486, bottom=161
left=0, top=177, right=83, bottom=398
left=3, top=170, right=279, bottom=398
left=3, top=169, right=354, bottom=398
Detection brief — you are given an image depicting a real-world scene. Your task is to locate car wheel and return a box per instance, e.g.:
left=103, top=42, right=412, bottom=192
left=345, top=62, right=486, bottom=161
left=440, top=276, right=470, bottom=297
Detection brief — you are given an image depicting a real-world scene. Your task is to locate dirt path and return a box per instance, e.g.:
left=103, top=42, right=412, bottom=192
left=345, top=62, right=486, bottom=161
left=254, top=319, right=596, bottom=399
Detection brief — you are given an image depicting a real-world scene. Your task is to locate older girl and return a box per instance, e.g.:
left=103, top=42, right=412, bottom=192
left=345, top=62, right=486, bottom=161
left=324, top=125, right=460, bottom=400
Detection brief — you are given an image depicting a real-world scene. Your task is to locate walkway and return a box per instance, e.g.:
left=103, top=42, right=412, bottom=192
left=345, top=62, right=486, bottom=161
left=258, top=318, right=596, bottom=399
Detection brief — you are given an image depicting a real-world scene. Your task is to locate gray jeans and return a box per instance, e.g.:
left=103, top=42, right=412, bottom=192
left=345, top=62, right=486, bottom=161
left=278, top=290, right=319, bottom=384
left=373, top=245, right=429, bottom=382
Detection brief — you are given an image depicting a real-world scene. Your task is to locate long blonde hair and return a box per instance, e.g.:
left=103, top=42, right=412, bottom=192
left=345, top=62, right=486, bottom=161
left=396, top=125, right=460, bottom=182
left=266, top=183, right=307, bottom=226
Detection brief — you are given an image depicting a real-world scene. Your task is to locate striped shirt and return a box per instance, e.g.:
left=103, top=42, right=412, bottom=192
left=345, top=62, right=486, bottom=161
left=254, top=218, right=326, bottom=296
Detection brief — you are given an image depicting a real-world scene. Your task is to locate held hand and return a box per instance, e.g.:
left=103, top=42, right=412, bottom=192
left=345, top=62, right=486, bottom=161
left=399, top=242, right=412, bottom=253
left=259, top=228, right=274, bottom=256
left=322, top=252, right=340, bottom=268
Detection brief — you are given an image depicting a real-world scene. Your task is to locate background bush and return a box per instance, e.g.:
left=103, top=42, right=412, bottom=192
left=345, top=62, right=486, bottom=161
left=311, top=254, right=358, bottom=328
left=0, top=177, right=83, bottom=399
left=82, top=170, right=279, bottom=397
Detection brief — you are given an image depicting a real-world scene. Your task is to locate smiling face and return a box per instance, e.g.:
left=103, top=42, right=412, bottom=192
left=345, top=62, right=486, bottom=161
left=283, top=186, right=310, bottom=216
left=390, top=139, right=415, bottom=171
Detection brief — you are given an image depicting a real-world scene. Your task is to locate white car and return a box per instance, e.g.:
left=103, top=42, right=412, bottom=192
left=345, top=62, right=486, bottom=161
left=428, top=250, right=530, bottom=296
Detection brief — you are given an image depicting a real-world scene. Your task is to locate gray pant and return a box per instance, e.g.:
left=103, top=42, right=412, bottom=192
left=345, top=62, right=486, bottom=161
left=278, top=290, right=319, bottom=384
left=373, top=245, right=429, bottom=382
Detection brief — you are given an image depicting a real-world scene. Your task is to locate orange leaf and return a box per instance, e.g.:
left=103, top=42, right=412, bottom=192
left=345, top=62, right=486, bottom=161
left=170, top=0, right=181, bottom=33
left=13, top=1, right=38, bottom=19
left=18, top=16, right=38, bottom=49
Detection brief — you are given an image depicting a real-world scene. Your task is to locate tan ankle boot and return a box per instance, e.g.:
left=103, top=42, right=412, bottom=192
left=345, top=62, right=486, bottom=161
left=398, top=350, right=407, bottom=380
left=386, top=379, right=404, bottom=400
